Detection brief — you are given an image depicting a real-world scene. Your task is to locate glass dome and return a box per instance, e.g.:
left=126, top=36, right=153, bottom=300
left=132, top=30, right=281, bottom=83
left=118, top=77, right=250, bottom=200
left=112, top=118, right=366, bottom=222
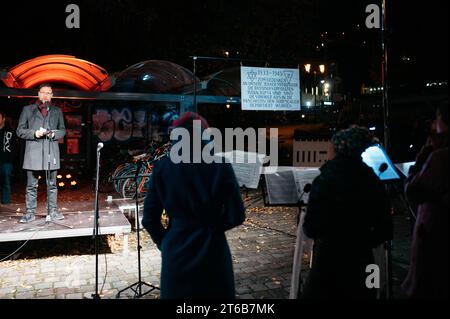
left=202, top=66, right=241, bottom=96
left=112, top=60, right=198, bottom=93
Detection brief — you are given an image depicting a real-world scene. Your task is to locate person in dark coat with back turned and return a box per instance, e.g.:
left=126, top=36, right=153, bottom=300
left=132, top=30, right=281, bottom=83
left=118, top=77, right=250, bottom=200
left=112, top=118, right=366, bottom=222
left=402, top=103, right=449, bottom=299
left=16, top=83, right=66, bottom=223
left=142, top=112, right=245, bottom=299
left=302, top=126, right=392, bottom=299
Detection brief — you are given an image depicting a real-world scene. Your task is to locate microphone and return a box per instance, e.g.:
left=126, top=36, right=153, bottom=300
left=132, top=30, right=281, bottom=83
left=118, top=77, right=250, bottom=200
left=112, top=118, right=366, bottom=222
left=379, top=163, right=388, bottom=174
left=298, top=183, right=312, bottom=205
left=377, top=162, right=388, bottom=179
left=97, top=142, right=104, bottom=151
left=297, top=183, right=312, bottom=225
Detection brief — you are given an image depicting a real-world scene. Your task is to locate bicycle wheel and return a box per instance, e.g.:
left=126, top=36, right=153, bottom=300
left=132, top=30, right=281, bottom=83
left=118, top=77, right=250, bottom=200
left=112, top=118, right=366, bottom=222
left=121, top=178, right=136, bottom=199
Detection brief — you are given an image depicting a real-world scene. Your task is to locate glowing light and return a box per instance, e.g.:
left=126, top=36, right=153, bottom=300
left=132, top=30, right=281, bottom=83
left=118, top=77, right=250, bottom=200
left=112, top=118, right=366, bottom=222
left=304, top=64, right=311, bottom=73
left=57, top=175, right=63, bottom=179
left=66, top=174, right=72, bottom=179
left=319, top=65, right=326, bottom=74
left=2, top=54, right=110, bottom=91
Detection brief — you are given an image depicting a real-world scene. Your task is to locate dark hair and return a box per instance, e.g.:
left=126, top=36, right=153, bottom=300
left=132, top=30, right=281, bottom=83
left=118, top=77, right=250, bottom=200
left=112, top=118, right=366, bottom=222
left=38, top=83, right=53, bottom=90
left=0, top=110, right=6, bottom=119
left=437, top=102, right=449, bottom=126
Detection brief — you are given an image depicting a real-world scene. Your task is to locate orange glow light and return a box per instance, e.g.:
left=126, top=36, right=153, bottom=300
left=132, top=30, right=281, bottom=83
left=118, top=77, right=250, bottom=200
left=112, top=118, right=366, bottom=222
left=2, top=55, right=111, bottom=91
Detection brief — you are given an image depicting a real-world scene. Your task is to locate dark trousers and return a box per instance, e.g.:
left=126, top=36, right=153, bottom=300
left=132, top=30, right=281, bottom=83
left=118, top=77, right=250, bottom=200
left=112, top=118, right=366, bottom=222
left=26, top=170, right=58, bottom=214
left=0, top=163, right=13, bottom=204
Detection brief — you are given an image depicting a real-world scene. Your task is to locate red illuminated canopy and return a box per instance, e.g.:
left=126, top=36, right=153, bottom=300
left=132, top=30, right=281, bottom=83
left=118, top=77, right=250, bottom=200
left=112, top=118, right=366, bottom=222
left=2, top=55, right=111, bottom=91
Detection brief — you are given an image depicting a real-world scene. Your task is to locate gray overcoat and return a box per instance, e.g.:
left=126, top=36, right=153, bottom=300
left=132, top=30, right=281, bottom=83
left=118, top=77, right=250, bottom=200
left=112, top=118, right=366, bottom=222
left=16, top=104, right=66, bottom=171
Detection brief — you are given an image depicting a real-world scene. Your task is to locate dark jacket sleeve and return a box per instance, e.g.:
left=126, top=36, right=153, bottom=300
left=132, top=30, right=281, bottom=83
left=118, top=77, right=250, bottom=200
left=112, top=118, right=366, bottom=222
left=220, top=163, right=246, bottom=232
left=142, top=170, right=166, bottom=250
left=303, top=174, right=332, bottom=239
left=53, top=108, right=66, bottom=140
left=16, top=108, right=36, bottom=141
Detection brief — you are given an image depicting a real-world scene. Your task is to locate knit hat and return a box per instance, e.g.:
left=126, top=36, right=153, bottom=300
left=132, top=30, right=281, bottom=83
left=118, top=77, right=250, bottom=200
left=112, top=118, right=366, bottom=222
left=331, top=126, right=373, bottom=158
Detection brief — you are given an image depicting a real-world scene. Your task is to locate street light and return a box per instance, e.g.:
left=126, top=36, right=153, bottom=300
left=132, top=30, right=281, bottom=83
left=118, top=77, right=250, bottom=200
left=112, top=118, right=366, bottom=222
left=304, top=64, right=312, bottom=74
left=323, top=82, right=330, bottom=97
left=319, top=64, right=326, bottom=74
left=304, top=63, right=326, bottom=114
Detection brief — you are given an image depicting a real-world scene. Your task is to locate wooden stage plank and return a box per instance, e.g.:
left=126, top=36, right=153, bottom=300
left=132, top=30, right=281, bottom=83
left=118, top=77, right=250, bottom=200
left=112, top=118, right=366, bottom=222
left=0, top=208, right=131, bottom=243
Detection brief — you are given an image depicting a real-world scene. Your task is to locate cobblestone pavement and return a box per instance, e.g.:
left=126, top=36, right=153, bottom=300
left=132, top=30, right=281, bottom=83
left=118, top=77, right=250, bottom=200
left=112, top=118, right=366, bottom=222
left=0, top=192, right=411, bottom=300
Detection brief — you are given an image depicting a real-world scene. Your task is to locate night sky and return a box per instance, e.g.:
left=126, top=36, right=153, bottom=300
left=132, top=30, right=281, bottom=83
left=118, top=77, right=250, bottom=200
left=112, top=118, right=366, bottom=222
left=1, top=0, right=448, bottom=95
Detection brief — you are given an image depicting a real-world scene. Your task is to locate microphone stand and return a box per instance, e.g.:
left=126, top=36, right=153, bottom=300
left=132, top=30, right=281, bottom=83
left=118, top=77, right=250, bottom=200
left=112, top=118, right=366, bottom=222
left=92, top=144, right=102, bottom=299
left=294, top=184, right=311, bottom=298
left=116, top=160, right=159, bottom=298
left=378, top=163, right=393, bottom=299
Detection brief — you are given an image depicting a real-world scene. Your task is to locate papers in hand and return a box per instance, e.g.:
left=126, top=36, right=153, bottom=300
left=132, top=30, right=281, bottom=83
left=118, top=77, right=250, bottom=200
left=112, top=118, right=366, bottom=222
left=361, top=145, right=401, bottom=181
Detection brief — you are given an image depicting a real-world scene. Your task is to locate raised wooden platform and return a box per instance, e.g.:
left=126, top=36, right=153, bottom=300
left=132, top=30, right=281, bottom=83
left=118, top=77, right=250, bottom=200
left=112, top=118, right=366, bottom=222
left=0, top=200, right=132, bottom=255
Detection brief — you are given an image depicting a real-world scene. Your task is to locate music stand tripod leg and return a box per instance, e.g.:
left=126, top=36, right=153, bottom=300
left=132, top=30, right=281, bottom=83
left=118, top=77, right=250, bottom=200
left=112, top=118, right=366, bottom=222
left=116, top=161, right=159, bottom=298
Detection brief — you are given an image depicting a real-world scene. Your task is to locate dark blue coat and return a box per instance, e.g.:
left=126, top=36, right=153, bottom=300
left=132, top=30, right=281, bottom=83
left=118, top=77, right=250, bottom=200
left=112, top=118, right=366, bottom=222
left=142, top=157, right=245, bottom=299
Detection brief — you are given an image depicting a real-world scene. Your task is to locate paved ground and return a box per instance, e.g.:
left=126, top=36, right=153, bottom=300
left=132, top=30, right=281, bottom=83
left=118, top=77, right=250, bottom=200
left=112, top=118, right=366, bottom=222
left=0, top=187, right=412, bottom=299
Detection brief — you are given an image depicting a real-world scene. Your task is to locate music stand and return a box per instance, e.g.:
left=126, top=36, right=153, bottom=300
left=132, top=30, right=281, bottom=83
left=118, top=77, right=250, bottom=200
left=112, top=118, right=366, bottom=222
left=260, top=167, right=315, bottom=299
left=116, top=161, right=159, bottom=298
left=362, top=144, right=400, bottom=299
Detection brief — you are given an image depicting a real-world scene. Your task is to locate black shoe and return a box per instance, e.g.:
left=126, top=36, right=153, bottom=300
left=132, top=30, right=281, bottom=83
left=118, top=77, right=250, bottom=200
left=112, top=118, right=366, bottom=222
left=49, top=212, right=64, bottom=221
left=19, top=213, right=35, bottom=223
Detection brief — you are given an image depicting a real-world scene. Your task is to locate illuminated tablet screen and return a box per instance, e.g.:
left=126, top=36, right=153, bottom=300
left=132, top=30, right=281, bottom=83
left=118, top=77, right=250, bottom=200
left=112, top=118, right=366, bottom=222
left=361, top=145, right=401, bottom=181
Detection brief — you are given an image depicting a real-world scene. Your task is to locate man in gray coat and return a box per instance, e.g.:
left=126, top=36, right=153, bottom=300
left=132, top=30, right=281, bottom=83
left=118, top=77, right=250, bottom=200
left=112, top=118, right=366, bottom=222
left=16, top=83, right=66, bottom=223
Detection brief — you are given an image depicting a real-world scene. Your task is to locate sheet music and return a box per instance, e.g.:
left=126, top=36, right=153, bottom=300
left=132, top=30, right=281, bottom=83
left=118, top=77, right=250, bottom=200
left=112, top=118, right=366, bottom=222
left=215, top=151, right=266, bottom=189
left=261, top=166, right=295, bottom=174
left=395, top=162, right=415, bottom=177
left=264, top=169, right=298, bottom=205
left=361, top=145, right=401, bottom=181
left=292, top=167, right=321, bottom=204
